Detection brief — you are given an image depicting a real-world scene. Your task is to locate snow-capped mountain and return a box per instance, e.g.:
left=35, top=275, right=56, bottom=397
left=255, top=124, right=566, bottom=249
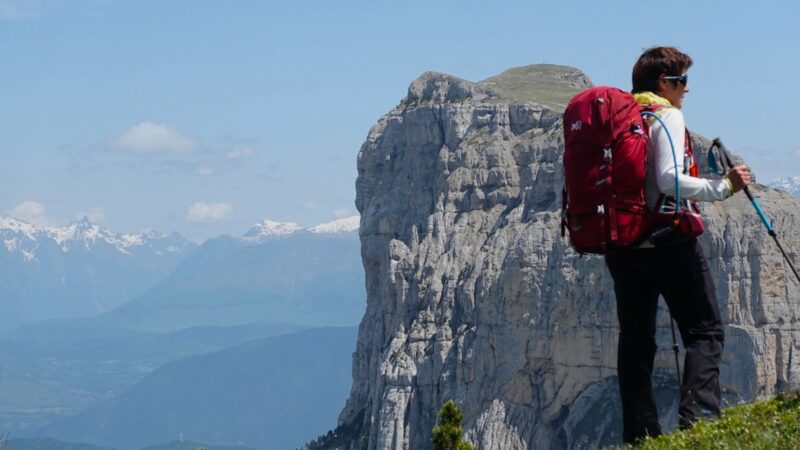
left=101, top=215, right=364, bottom=332
left=241, top=216, right=359, bottom=243
left=0, top=217, right=196, bottom=327
left=0, top=216, right=193, bottom=260
left=308, top=215, right=360, bottom=234
left=768, top=176, right=800, bottom=197
left=242, top=219, right=304, bottom=242
left=0, top=214, right=363, bottom=328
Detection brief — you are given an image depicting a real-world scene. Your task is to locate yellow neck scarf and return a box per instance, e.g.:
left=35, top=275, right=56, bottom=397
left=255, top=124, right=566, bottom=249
left=633, top=91, right=672, bottom=107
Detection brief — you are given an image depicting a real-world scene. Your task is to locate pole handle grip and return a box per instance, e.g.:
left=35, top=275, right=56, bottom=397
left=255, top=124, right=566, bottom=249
left=711, top=139, right=774, bottom=231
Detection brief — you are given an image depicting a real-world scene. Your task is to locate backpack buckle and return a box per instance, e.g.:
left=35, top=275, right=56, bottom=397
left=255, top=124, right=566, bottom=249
left=603, top=148, right=612, bottom=161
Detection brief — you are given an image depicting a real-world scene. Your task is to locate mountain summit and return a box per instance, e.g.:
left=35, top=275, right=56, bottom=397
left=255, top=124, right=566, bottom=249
left=242, top=216, right=360, bottom=243
left=242, top=219, right=304, bottom=241
left=403, top=64, right=591, bottom=112
left=308, top=216, right=360, bottom=234
left=478, top=64, right=592, bottom=110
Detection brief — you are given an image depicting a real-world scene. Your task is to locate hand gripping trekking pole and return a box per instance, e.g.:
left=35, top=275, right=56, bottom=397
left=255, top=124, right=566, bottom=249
left=710, top=138, right=800, bottom=284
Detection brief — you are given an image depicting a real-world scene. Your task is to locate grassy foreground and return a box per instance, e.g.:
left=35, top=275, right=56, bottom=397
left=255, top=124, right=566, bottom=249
left=625, top=391, right=800, bottom=449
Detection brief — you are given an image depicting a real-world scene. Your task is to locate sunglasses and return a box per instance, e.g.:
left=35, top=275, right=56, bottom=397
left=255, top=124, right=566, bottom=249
left=663, top=73, right=688, bottom=85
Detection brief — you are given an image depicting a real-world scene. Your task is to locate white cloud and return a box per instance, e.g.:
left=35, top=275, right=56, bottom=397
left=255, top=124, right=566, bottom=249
left=111, top=122, right=197, bottom=154
left=226, top=146, right=256, bottom=160
left=11, top=200, right=46, bottom=220
left=74, top=208, right=106, bottom=223
left=9, top=200, right=58, bottom=226
left=186, top=202, right=234, bottom=222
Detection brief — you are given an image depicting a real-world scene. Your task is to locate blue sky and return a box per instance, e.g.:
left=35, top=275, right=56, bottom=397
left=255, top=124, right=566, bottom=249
left=2, top=0, right=798, bottom=241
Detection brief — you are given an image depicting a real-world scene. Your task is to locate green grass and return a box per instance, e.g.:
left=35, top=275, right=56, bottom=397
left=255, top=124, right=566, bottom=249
left=402, top=64, right=591, bottom=112
left=623, top=391, right=800, bottom=450
left=478, top=64, right=590, bottom=112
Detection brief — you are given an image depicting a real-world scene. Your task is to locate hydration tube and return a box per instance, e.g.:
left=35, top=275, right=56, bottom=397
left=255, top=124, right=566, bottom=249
left=641, top=110, right=682, bottom=213
left=641, top=109, right=684, bottom=386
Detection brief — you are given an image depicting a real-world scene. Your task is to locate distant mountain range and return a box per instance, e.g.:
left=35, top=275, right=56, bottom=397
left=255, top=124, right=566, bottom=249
left=99, top=216, right=364, bottom=332
left=0, top=217, right=195, bottom=326
left=767, top=176, right=800, bottom=197
left=0, top=215, right=362, bottom=329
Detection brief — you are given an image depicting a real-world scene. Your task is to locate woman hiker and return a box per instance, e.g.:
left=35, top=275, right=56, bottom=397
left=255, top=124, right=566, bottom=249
left=605, top=46, right=752, bottom=444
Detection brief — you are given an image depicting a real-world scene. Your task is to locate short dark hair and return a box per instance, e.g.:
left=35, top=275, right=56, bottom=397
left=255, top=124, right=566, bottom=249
left=631, top=46, right=693, bottom=93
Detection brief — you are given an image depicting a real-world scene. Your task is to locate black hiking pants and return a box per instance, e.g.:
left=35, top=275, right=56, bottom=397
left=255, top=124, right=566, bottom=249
left=605, top=238, right=724, bottom=444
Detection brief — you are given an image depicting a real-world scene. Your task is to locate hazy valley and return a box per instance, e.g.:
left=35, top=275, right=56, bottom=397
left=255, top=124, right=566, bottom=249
left=0, top=216, right=363, bottom=450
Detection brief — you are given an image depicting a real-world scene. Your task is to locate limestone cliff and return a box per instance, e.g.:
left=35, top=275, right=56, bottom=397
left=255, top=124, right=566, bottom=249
left=333, top=65, right=800, bottom=449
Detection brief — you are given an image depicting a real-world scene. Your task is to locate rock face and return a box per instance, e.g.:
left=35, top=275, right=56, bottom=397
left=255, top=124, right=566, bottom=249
left=335, top=65, right=800, bottom=449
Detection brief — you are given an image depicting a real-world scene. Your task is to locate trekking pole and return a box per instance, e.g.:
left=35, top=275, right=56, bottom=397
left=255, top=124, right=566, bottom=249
left=710, top=138, right=800, bottom=284
left=670, top=320, right=681, bottom=385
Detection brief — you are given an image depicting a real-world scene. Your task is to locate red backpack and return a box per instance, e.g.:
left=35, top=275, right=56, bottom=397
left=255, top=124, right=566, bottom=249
left=561, top=87, right=648, bottom=254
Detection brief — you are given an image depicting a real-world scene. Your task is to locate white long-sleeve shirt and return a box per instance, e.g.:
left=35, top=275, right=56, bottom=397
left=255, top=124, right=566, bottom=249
left=645, top=107, right=730, bottom=210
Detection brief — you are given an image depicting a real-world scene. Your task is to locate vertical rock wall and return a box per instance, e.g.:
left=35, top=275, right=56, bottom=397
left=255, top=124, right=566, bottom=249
left=335, top=70, right=800, bottom=449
